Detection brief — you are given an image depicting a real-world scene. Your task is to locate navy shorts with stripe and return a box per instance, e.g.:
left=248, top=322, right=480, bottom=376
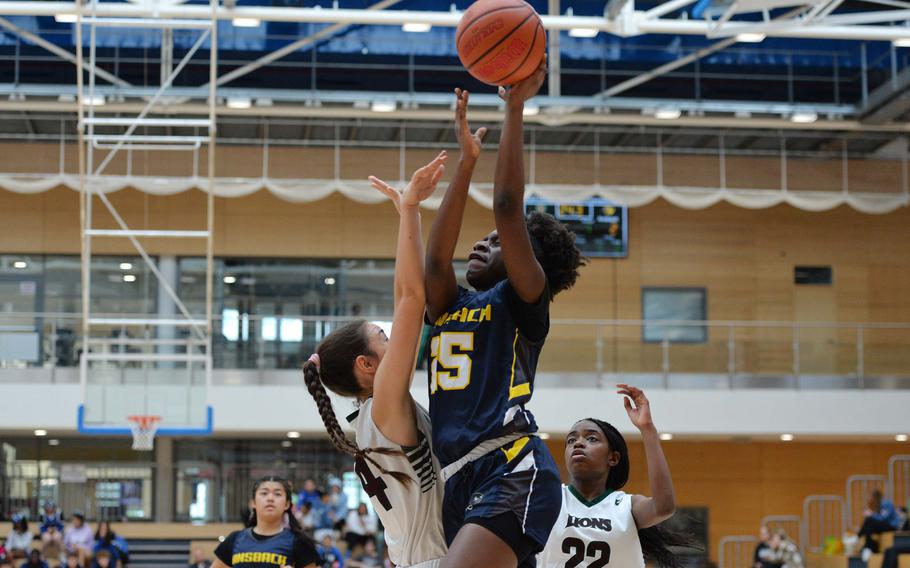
left=442, top=435, right=562, bottom=561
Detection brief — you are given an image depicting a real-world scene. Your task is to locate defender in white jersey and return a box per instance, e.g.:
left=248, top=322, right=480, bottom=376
left=347, top=399, right=446, bottom=567
left=539, top=385, right=684, bottom=568
left=302, top=152, right=449, bottom=567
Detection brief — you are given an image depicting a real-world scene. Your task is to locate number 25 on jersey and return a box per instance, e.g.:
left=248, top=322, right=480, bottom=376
left=429, top=332, right=474, bottom=394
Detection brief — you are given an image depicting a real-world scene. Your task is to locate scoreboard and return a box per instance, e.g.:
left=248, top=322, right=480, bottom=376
left=524, top=197, right=628, bottom=258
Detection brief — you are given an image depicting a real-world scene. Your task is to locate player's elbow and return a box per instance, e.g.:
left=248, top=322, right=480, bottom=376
left=655, top=499, right=676, bottom=518
left=493, top=191, right=521, bottom=215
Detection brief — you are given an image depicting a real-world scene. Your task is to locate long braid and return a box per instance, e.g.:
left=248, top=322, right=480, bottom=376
left=303, top=360, right=412, bottom=485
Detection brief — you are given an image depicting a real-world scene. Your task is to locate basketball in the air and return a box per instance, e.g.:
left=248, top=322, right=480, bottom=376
left=456, top=0, right=546, bottom=86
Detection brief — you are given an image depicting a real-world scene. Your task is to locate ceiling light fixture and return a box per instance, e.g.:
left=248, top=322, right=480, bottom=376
left=119, top=262, right=133, bottom=270
left=54, top=14, right=78, bottom=23
left=569, top=27, right=599, bottom=38
left=402, top=22, right=432, bottom=32
left=780, top=433, right=794, bottom=441
left=659, top=433, right=674, bottom=441
left=287, top=431, right=301, bottom=439
left=35, top=429, right=48, bottom=437
left=223, top=276, right=237, bottom=284
left=226, top=98, right=252, bottom=109
left=123, top=274, right=137, bottom=282
left=790, top=111, right=818, bottom=123
left=232, top=17, right=261, bottom=27
left=897, top=434, right=909, bottom=442
left=736, top=33, right=766, bottom=43
left=655, top=108, right=682, bottom=120
left=13, top=260, right=27, bottom=269
left=893, top=38, right=910, bottom=47
left=371, top=101, right=396, bottom=113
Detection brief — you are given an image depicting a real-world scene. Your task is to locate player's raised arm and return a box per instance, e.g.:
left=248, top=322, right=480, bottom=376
left=368, top=151, right=447, bottom=446
left=493, top=60, right=548, bottom=304
left=425, top=88, right=487, bottom=322
left=622, top=384, right=677, bottom=528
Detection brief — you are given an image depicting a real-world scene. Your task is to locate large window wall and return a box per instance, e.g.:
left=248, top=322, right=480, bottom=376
left=0, top=254, right=463, bottom=369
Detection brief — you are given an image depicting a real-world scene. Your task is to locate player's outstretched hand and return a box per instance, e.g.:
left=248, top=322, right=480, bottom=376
left=497, top=56, right=546, bottom=108
left=454, top=88, right=488, bottom=160
left=368, top=150, right=447, bottom=213
left=618, top=383, right=654, bottom=430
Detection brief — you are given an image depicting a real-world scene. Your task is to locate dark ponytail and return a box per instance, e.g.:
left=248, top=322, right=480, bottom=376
left=303, top=321, right=411, bottom=486
left=586, top=418, right=700, bottom=568
left=249, top=476, right=312, bottom=547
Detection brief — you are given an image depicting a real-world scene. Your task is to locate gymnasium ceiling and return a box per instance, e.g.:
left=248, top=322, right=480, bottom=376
left=0, top=0, right=909, bottom=156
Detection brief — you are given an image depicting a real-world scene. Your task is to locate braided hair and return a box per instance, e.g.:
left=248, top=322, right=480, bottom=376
left=249, top=476, right=312, bottom=546
left=302, top=320, right=411, bottom=485
left=583, top=418, right=698, bottom=568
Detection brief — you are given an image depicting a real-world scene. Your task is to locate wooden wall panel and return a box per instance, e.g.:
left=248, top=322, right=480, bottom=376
left=1, top=142, right=910, bottom=373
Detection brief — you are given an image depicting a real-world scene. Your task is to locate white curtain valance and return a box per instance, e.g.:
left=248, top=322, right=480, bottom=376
left=0, top=173, right=907, bottom=214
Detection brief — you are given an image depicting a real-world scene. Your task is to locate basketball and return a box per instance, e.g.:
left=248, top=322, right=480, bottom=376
left=456, top=0, right=547, bottom=86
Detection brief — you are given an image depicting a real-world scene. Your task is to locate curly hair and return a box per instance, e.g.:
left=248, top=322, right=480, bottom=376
left=526, top=211, right=586, bottom=296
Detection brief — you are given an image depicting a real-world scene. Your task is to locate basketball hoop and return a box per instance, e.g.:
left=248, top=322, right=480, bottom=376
left=127, top=415, right=161, bottom=451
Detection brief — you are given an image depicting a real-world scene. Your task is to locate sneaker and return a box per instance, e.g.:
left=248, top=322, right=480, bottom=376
left=862, top=547, right=873, bottom=562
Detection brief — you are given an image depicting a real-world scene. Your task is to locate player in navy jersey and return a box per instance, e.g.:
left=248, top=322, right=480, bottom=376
left=213, top=476, right=320, bottom=568
left=424, top=62, right=586, bottom=567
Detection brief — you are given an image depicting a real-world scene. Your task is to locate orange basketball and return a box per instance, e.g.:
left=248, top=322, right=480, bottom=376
left=456, top=0, right=547, bottom=86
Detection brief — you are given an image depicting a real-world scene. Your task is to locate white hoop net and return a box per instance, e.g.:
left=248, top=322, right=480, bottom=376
left=127, top=416, right=161, bottom=451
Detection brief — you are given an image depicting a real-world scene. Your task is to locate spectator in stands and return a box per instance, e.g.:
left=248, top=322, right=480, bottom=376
left=64, top=512, right=94, bottom=567
left=767, top=530, right=803, bottom=568
left=754, top=525, right=782, bottom=568
left=42, top=522, right=65, bottom=563
left=0, top=544, right=10, bottom=568
left=65, top=552, right=85, bottom=568
left=6, top=515, right=34, bottom=560
left=296, top=501, right=316, bottom=538
left=327, top=481, right=348, bottom=533
left=39, top=502, right=64, bottom=534
left=343, top=504, right=376, bottom=556
left=347, top=539, right=381, bottom=568
left=90, top=550, right=113, bottom=568
left=188, top=547, right=211, bottom=568
left=298, top=479, right=322, bottom=509
left=23, top=549, right=50, bottom=568
left=859, top=489, right=903, bottom=559
left=93, top=522, right=128, bottom=568
left=317, top=534, right=344, bottom=568
left=313, top=493, right=336, bottom=543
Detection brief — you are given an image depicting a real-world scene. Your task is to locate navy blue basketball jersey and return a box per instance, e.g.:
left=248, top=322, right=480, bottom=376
left=214, top=528, right=320, bottom=568
left=427, top=279, right=549, bottom=468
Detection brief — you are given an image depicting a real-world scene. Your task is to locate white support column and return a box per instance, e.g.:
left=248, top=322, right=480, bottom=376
left=157, top=256, right=178, bottom=366
left=548, top=0, right=561, bottom=98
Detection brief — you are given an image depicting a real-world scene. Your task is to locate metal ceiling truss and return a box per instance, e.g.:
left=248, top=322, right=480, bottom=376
left=0, top=0, right=908, bottom=133
left=1, top=0, right=910, bottom=40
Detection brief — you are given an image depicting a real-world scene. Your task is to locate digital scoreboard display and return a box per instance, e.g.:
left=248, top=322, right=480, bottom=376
left=524, top=197, right=628, bottom=258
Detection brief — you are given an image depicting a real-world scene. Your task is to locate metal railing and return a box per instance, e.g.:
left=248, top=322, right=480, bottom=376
left=718, top=535, right=759, bottom=568
left=1, top=312, right=909, bottom=387
left=845, top=475, right=887, bottom=532
left=802, top=495, right=845, bottom=554
left=761, top=515, right=802, bottom=549
left=888, top=455, right=910, bottom=510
